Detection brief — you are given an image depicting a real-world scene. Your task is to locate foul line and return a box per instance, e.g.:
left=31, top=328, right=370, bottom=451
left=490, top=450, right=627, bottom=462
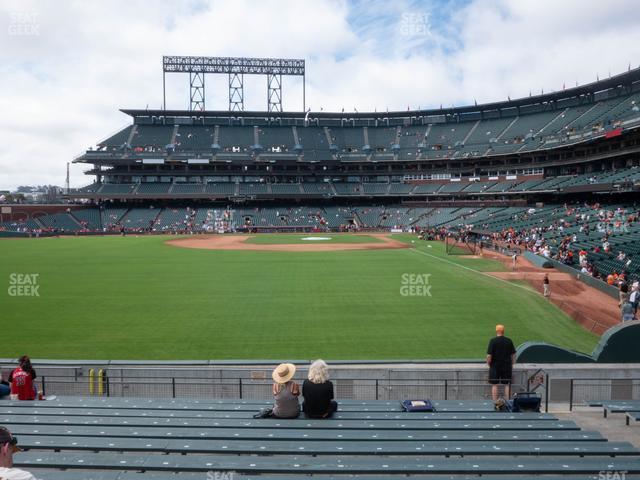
left=407, top=246, right=543, bottom=296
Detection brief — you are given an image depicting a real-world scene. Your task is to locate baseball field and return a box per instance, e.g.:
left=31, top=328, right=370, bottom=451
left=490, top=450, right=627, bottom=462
left=1, top=233, right=599, bottom=360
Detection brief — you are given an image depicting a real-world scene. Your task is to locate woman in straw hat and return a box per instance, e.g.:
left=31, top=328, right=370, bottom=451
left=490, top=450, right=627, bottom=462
left=254, top=363, right=300, bottom=419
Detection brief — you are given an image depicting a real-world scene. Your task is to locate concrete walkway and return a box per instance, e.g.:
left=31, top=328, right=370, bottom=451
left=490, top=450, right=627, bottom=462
left=556, top=406, right=640, bottom=448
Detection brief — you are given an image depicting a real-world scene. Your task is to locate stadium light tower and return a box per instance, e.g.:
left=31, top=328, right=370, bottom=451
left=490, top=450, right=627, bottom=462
left=189, top=71, right=206, bottom=111
left=162, top=56, right=306, bottom=112
left=229, top=72, right=244, bottom=111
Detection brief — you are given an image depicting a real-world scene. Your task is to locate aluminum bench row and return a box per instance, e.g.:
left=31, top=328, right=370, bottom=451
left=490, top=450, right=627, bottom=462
left=30, top=472, right=640, bottom=480
left=16, top=435, right=636, bottom=456
left=15, top=452, right=640, bottom=475
left=0, top=415, right=579, bottom=431
left=1, top=397, right=497, bottom=412
left=0, top=406, right=556, bottom=421
left=6, top=423, right=600, bottom=441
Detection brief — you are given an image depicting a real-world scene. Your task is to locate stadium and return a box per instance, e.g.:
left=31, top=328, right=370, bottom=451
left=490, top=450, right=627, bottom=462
left=2, top=2, right=640, bottom=478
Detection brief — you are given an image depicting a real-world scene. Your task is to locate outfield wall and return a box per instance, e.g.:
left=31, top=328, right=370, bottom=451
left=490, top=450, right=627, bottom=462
left=2, top=359, right=639, bottom=406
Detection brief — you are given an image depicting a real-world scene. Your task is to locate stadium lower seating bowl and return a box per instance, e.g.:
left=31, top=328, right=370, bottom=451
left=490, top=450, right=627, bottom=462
left=36, top=213, right=82, bottom=232
left=2, top=396, right=638, bottom=479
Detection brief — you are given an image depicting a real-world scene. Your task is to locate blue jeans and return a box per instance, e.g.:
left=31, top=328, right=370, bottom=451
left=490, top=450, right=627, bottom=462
left=0, top=383, right=10, bottom=398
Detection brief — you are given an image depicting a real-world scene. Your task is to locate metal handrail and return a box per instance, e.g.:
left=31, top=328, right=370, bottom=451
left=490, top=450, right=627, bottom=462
left=32, top=373, right=640, bottom=411
left=35, top=375, right=530, bottom=403
left=568, top=377, right=640, bottom=410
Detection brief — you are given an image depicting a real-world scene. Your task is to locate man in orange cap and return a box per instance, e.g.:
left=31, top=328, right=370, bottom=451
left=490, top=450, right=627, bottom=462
left=486, top=324, right=516, bottom=402
left=0, top=426, right=40, bottom=479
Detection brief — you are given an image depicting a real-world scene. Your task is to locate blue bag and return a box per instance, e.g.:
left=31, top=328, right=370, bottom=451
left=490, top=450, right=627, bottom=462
left=400, top=399, right=436, bottom=412
left=510, top=392, right=541, bottom=412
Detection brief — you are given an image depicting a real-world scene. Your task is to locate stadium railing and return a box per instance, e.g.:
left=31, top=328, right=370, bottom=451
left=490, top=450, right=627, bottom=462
left=20, top=366, right=640, bottom=412
left=568, top=377, right=640, bottom=411
left=33, top=374, right=533, bottom=404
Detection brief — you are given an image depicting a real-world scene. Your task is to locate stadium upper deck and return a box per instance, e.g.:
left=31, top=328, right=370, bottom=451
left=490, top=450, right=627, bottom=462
left=68, top=67, right=640, bottom=200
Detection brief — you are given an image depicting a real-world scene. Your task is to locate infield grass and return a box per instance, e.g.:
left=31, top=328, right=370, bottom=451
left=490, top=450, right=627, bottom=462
left=0, top=233, right=599, bottom=360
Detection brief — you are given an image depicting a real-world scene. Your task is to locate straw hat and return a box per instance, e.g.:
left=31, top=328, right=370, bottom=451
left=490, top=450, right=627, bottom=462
left=272, top=363, right=296, bottom=384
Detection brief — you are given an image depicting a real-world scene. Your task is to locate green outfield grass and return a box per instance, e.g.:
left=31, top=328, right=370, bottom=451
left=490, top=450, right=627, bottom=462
left=244, top=233, right=383, bottom=244
left=0, top=234, right=599, bottom=360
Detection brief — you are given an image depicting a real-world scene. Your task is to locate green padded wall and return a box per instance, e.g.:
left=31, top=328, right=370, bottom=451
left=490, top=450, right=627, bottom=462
left=516, top=322, right=640, bottom=363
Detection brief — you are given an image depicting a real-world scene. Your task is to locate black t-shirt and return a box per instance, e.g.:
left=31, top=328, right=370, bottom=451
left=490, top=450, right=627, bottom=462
left=487, top=336, right=516, bottom=367
left=302, top=380, right=334, bottom=417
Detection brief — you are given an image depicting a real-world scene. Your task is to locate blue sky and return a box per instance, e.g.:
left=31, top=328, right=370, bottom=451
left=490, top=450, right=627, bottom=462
left=1, top=0, right=640, bottom=189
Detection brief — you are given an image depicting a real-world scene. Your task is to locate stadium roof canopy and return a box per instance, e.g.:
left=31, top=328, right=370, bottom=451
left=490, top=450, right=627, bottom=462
left=122, top=66, right=640, bottom=120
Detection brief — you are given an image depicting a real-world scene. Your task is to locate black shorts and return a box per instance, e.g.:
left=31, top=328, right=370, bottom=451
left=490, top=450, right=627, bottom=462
left=489, top=365, right=512, bottom=385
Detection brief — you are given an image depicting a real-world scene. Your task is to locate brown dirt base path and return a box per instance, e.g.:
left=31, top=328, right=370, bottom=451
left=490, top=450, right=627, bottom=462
left=165, top=233, right=409, bottom=252
left=480, top=250, right=621, bottom=335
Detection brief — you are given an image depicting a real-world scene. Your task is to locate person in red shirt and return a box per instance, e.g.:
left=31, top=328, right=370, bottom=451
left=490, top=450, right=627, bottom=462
left=9, top=356, right=37, bottom=401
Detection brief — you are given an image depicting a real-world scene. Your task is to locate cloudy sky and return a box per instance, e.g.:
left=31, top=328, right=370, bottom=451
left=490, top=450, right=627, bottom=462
left=1, top=0, right=640, bottom=190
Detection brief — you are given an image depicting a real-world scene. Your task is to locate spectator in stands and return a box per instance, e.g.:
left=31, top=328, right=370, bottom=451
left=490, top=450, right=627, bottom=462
left=630, top=281, right=640, bottom=319
left=270, top=363, right=300, bottom=418
left=254, top=363, right=300, bottom=419
left=619, top=284, right=635, bottom=322
left=302, top=359, right=337, bottom=418
left=618, top=272, right=627, bottom=287
left=9, top=356, right=37, bottom=401
left=0, top=426, right=39, bottom=479
left=486, top=325, right=516, bottom=402
left=578, top=249, right=588, bottom=266
left=619, top=283, right=630, bottom=306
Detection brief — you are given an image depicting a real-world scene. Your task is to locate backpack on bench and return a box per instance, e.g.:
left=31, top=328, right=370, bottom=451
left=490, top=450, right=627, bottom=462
left=400, top=399, right=436, bottom=412
left=510, top=392, right=541, bottom=412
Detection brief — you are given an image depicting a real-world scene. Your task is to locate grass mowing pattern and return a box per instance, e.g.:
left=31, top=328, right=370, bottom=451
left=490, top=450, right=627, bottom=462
left=0, top=234, right=598, bottom=360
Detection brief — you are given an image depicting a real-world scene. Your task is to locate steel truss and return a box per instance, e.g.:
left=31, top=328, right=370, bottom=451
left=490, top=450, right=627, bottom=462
left=163, top=56, right=305, bottom=112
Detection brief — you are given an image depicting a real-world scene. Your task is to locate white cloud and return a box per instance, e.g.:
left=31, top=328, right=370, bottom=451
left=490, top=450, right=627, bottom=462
left=1, top=0, right=639, bottom=189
